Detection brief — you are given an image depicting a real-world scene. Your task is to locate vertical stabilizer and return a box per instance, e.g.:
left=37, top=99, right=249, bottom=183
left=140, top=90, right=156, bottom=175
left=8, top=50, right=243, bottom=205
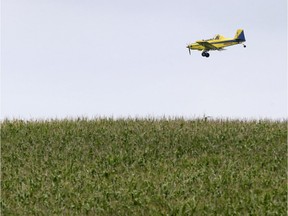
left=234, top=29, right=246, bottom=42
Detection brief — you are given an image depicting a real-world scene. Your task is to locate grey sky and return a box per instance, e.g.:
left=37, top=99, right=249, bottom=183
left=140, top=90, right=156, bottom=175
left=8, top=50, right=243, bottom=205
left=1, top=0, right=287, bottom=119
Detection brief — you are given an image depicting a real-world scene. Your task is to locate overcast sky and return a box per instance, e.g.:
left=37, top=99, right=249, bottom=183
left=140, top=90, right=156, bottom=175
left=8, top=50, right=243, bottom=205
left=1, top=0, right=287, bottom=120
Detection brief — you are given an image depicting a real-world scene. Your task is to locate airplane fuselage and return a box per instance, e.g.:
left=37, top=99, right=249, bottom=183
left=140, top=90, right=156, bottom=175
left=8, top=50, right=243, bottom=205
left=189, top=38, right=240, bottom=51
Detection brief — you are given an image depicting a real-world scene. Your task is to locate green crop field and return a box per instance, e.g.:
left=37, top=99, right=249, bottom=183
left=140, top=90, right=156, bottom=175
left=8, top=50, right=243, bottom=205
left=1, top=118, right=287, bottom=215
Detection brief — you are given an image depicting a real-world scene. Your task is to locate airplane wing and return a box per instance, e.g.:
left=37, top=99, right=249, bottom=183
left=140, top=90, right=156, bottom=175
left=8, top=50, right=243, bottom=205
left=196, top=41, right=218, bottom=50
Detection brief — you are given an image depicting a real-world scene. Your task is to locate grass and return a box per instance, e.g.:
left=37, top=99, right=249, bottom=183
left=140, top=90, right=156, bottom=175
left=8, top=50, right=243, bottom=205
left=1, top=118, right=287, bottom=215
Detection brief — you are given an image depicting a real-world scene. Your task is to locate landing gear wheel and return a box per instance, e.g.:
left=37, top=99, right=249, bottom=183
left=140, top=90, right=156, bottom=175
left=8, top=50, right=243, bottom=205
left=202, top=52, right=210, bottom=57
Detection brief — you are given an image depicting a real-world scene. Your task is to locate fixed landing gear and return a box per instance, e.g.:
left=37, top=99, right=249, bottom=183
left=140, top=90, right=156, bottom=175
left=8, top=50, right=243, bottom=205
left=201, top=51, right=210, bottom=58
left=243, top=44, right=246, bottom=48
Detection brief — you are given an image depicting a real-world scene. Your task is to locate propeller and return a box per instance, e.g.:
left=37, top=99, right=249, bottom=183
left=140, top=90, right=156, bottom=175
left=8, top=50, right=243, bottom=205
left=187, top=45, right=191, bottom=55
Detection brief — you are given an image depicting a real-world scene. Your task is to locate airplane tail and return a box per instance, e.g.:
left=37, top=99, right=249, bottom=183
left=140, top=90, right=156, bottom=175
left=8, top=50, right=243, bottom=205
left=234, top=29, right=246, bottom=42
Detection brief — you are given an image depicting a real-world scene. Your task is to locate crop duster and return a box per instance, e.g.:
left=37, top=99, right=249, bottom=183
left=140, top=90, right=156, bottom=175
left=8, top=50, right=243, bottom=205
left=186, top=29, right=246, bottom=57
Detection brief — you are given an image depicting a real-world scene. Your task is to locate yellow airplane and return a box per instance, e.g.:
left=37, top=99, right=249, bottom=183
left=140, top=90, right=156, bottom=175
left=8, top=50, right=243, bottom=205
left=186, top=29, right=246, bottom=57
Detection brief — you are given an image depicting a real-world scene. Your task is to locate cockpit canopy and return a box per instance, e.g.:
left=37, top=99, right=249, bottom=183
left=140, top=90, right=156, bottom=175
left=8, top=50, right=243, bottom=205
left=213, top=34, right=221, bottom=40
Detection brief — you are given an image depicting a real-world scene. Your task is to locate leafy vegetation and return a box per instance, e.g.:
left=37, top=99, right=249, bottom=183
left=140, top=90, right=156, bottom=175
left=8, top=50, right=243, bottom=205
left=1, top=118, right=287, bottom=215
